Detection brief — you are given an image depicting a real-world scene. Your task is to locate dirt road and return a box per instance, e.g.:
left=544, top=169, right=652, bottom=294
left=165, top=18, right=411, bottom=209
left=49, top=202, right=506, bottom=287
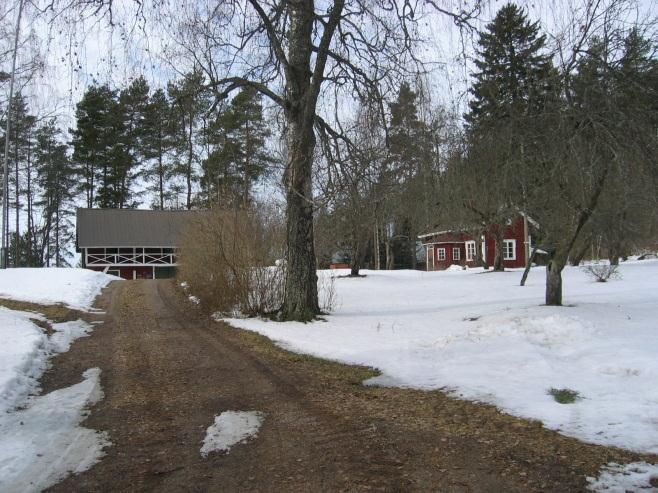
left=42, top=280, right=648, bottom=492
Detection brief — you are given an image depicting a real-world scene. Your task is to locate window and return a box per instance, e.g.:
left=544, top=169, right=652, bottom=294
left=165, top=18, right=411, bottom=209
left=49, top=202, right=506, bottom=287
left=453, top=247, right=461, bottom=261
left=465, top=241, right=476, bottom=261
left=503, top=239, right=516, bottom=260
left=437, top=248, right=446, bottom=261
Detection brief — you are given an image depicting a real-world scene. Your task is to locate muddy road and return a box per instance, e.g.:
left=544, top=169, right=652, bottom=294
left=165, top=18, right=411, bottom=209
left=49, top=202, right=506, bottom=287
left=42, top=280, right=646, bottom=492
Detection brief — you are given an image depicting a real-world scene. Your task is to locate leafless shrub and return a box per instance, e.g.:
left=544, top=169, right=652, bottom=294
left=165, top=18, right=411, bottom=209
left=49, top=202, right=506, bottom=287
left=581, top=262, right=621, bottom=283
left=318, top=272, right=339, bottom=313
left=177, top=206, right=285, bottom=317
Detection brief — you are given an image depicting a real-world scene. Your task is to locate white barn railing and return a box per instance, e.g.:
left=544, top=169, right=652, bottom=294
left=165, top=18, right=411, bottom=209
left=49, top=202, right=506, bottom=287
left=84, top=247, right=177, bottom=267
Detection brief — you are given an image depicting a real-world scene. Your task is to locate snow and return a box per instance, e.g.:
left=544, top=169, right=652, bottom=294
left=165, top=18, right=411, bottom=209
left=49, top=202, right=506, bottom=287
left=0, top=309, right=49, bottom=415
left=223, top=260, right=658, bottom=454
left=200, top=411, right=264, bottom=457
left=587, top=462, right=658, bottom=492
left=0, top=268, right=118, bottom=311
left=0, top=368, right=109, bottom=493
left=0, top=267, right=112, bottom=492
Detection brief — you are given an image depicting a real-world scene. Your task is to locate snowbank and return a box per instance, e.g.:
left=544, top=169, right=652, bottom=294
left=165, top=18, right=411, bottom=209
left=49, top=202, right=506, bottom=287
left=0, top=268, right=118, bottom=311
left=224, top=260, right=658, bottom=454
left=0, top=305, right=106, bottom=492
left=0, top=368, right=109, bottom=493
left=201, top=411, right=264, bottom=457
left=0, top=309, right=48, bottom=415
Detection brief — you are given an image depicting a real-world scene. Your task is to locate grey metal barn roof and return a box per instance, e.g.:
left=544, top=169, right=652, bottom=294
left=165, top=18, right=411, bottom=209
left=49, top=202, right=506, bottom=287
left=76, top=208, right=203, bottom=248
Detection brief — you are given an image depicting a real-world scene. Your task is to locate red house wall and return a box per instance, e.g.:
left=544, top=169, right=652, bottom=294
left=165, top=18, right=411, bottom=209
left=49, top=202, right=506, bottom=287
left=423, top=216, right=528, bottom=270
left=483, top=217, right=527, bottom=269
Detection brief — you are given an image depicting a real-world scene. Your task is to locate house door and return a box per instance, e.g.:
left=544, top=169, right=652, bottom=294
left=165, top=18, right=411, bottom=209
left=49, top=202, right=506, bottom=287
left=427, top=246, right=435, bottom=271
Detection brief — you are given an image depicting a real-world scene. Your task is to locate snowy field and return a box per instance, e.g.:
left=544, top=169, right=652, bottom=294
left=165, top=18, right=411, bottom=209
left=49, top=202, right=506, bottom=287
left=225, top=260, right=658, bottom=455
left=0, top=268, right=118, bottom=311
left=0, top=269, right=115, bottom=492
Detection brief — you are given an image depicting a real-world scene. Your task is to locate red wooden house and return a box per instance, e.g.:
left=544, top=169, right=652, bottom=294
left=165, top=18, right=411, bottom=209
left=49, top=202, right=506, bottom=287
left=419, top=216, right=532, bottom=271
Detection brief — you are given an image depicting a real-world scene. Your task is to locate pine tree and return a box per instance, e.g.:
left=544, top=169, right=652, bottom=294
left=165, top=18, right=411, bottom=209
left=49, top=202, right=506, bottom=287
left=143, top=88, right=176, bottom=209
left=202, top=86, right=273, bottom=206
left=115, top=76, right=150, bottom=208
left=168, top=69, right=209, bottom=209
left=0, top=93, right=36, bottom=266
left=35, top=119, right=77, bottom=266
left=71, top=85, right=118, bottom=208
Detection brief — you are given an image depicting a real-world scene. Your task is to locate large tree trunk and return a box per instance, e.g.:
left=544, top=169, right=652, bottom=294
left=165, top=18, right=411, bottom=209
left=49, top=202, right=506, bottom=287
left=280, top=0, right=320, bottom=321
left=545, top=257, right=565, bottom=306
left=281, top=122, right=319, bottom=320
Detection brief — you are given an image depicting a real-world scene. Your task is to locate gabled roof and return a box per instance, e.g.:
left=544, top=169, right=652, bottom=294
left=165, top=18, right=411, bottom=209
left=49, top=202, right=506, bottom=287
left=76, top=208, right=204, bottom=248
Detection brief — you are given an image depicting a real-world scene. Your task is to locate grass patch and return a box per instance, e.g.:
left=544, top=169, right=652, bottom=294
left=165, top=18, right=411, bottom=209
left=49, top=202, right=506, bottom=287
left=0, top=298, right=83, bottom=323
left=548, top=387, right=581, bottom=404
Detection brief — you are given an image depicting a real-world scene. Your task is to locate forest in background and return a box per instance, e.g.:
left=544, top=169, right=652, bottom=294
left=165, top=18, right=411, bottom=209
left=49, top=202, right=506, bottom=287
left=0, top=0, right=656, bottom=312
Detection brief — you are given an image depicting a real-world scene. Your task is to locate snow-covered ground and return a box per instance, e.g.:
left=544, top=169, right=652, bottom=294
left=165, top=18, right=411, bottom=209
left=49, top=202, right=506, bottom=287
left=0, top=268, right=115, bottom=492
left=587, top=462, right=658, bottom=492
left=224, top=260, right=658, bottom=455
left=0, top=268, right=118, bottom=311
left=201, top=411, right=264, bottom=457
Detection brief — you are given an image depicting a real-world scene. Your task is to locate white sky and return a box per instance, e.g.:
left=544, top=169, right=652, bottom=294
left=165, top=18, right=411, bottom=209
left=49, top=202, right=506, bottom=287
left=4, top=0, right=656, bottom=130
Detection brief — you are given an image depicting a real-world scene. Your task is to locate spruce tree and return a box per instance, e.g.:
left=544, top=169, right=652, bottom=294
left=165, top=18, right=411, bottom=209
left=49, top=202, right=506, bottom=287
left=387, top=82, right=434, bottom=269
left=466, top=3, right=553, bottom=126
left=462, top=3, right=554, bottom=271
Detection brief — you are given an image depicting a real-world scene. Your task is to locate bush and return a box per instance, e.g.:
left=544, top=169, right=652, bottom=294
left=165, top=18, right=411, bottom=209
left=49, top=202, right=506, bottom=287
left=581, top=262, right=621, bottom=283
left=177, top=207, right=285, bottom=317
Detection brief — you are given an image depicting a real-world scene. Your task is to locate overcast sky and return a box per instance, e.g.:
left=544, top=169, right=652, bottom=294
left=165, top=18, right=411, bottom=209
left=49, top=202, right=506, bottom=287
left=3, top=0, right=656, bottom=129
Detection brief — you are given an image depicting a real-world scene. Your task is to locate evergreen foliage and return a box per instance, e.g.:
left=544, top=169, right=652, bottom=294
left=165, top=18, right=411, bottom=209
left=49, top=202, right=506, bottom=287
left=201, top=86, right=273, bottom=207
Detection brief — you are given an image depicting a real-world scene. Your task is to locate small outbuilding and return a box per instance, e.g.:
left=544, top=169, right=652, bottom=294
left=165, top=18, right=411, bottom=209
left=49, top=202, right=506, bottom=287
left=76, top=208, right=200, bottom=280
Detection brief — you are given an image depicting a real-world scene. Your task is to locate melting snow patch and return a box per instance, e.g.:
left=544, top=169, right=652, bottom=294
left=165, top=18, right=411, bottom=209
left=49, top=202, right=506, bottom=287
left=0, top=368, right=109, bottom=493
left=201, top=411, right=264, bottom=457
left=587, top=462, right=658, bottom=492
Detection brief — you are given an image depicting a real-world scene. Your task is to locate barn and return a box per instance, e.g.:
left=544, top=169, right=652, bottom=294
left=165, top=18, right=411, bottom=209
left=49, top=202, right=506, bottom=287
left=76, top=208, right=201, bottom=280
left=419, top=216, right=534, bottom=271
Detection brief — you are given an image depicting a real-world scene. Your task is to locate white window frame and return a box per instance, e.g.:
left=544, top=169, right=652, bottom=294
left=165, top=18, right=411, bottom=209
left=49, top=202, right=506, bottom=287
left=465, top=241, right=476, bottom=261
left=503, top=239, right=516, bottom=260
left=437, top=248, right=446, bottom=261
left=452, top=247, right=460, bottom=261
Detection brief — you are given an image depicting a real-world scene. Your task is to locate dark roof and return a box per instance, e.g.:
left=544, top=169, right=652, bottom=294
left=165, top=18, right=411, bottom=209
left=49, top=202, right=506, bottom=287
left=76, top=208, right=204, bottom=248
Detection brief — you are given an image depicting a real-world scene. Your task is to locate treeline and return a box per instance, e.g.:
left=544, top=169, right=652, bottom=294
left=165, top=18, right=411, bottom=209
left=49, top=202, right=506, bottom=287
left=1, top=70, right=273, bottom=267
left=315, top=3, right=658, bottom=305
left=314, top=81, right=449, bottom=273
left=73, top=71, right=272, bottom=210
